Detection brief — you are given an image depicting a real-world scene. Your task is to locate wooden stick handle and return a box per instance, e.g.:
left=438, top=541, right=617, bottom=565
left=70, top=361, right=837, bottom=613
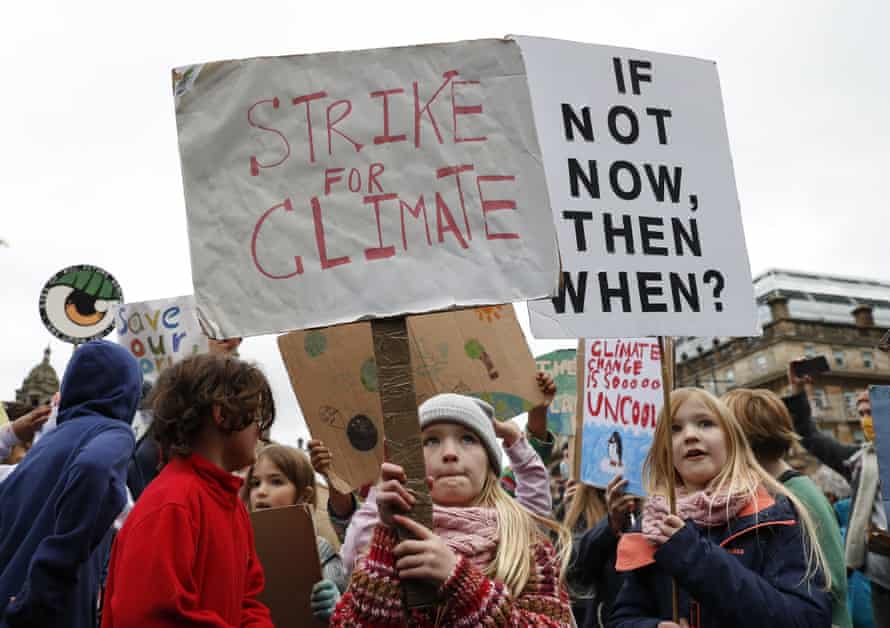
left=371, top=316, right=438, bottom=609
left=658, top=336, right=680, bottom=622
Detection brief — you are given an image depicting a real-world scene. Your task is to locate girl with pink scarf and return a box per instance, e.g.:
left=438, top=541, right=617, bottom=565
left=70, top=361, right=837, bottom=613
left=331, top=393, right=573, bottom=627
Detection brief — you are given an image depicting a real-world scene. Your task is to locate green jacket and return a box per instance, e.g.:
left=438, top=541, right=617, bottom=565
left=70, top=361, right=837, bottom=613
left=784, top=472, right=852, bottom=628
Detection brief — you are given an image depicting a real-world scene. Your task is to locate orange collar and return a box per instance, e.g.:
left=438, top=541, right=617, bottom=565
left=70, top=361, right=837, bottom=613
left=737, top=486, right=775, bottom=517
left=614, top=487, right=777, bottom=572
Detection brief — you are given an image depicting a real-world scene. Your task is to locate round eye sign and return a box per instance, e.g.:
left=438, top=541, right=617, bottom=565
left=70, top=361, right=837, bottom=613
left=39, top=265, right=123, bottom=344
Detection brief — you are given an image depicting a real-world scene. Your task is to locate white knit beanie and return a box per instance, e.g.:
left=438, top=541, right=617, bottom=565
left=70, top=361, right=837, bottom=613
left=418, top=393, right=502, bottom=474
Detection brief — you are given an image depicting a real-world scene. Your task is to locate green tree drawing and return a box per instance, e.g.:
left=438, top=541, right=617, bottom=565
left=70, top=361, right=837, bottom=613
left=465, top=338, right=499, bottom=380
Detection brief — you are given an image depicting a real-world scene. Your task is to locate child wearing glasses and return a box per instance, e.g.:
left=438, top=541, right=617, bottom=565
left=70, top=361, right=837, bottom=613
left=101, top=353, right=275, bottom=627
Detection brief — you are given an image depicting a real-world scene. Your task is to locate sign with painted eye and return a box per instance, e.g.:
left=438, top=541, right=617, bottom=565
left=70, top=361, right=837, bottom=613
left=39, top=265, right=123, bottom=344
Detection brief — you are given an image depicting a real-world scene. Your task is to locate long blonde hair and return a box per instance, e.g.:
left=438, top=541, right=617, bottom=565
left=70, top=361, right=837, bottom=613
left=643, top=387, right=831, bottom=590
left=470, top=470, right=572, bottom=595
left=563, top=483, right=607, bottom=533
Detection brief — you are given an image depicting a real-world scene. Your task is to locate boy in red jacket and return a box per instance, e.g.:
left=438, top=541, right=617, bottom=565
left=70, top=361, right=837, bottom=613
left=102, top=353, right=275, bottom=627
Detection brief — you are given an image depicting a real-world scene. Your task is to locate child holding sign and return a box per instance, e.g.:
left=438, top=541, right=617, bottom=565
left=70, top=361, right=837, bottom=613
left=339, top=374, right=557, bottom=575
left=245, top=444, right=347, bottom=623
left=331, top=394, right=573, bottom=626
left=610, top=388, right=832, bottom=628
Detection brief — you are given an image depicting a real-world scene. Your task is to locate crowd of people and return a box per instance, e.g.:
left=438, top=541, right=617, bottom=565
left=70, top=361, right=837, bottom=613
left=0, top=337, right=885, bottom=627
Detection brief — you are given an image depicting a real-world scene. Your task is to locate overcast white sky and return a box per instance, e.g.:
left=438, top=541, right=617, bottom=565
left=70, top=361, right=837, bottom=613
left=1, top=1, right=886, bottom=445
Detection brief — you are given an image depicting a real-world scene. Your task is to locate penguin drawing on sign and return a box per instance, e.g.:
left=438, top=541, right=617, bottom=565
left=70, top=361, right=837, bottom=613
left=608, top=431, right=623, bottom=467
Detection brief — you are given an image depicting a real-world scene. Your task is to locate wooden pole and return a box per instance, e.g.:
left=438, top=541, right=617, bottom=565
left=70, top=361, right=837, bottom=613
left=570, top=338, right=585, bottom=481
left=657, top=336, right=680, bottom=623
left=370, top=316, right=438, bottom=609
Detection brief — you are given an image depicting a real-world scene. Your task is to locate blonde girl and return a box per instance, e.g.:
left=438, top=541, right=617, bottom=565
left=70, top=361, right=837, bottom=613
left=331, top=393, right=573, bottom=627
left=610, top=388, right=832, bottom=628
left=245, top=444, right=346, bottom=624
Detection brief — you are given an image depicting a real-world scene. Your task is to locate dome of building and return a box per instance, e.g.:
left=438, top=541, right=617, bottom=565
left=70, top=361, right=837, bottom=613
left=15, top=346, right=60, bottom=407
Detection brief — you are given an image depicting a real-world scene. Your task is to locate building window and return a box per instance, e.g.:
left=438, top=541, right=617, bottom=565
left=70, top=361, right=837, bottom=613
left=754, top=355, right=768, bottom=372
left=833, top=350, right=846, bottom=368
left=852, top=427, right=866, bottom=444
left=844, top=392, right=858, bottom=417
left=812, top=389, right=828, bottom=410
left=863, top=351, right=874, bottom=369
left=804, top=344, right=816, bottom=358
left=725, top=369, right=735, bottom=384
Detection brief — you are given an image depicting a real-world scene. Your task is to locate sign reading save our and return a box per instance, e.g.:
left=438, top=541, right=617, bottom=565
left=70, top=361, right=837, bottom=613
left=173, top=39, right=560, bottom=338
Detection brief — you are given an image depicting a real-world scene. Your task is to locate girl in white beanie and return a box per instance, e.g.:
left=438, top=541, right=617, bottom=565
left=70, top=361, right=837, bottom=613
left=331, top=393, right=573, bottom=627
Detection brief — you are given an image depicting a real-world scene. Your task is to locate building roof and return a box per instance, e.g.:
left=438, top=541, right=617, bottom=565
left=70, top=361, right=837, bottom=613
left=677, top=268, right=890, bottom=359
left=15, top=346, right=59, bottom=405
left=753, top=268, right=890, bottom=327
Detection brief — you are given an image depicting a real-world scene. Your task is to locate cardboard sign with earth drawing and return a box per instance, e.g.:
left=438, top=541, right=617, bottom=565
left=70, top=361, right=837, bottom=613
left=278, top=305, right=545, bottom=494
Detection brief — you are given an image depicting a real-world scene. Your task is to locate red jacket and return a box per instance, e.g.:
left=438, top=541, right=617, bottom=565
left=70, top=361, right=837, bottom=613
left=102, top=454, right=272, bottom=628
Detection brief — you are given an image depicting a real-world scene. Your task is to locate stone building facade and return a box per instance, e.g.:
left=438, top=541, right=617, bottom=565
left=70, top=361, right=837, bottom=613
left=4, top=347, right=60, bottom=419
left=677, top=269, right=890, bottom=444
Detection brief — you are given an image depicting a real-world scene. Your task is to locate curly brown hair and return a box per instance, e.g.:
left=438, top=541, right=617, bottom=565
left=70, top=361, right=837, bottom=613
left=149, top=353, right=275, bottom=461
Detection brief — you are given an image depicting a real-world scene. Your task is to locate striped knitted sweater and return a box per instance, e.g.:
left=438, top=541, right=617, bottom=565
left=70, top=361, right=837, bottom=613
left=330, top=524, right=572, bottom=627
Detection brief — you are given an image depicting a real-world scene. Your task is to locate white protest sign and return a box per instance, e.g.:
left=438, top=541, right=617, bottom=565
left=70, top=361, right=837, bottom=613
left=116, top=295, right=208, bottom=384
left=578, top=337, right=662, bottom=497
left=518, top=36, right=758, bottom=339
left=173, top=39, right=560, bottom=338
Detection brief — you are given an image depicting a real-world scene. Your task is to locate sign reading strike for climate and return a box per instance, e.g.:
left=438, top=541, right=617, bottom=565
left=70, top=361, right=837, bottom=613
left=579, top=337, right=663, bottom=496
left=116, top=295, right=208, bottom=383
left=518, top=36, right=758, bottom=339
left=173, top=39, right=560, bottom=338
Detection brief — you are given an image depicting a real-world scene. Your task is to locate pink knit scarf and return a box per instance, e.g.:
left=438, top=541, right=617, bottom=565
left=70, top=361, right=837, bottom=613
left=643, top=488, right=751, bottom=536
left=433, top=505, right=499, bottom=572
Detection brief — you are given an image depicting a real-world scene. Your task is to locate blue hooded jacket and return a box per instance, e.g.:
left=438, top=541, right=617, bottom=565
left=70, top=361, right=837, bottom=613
left=0, top=340, right=140, bottom=628
left=608, top=491, right=831, bottom=628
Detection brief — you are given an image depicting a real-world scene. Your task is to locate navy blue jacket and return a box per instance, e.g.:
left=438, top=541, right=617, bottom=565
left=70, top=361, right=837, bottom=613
left=0, top=341, right=140, bottom=628
left=569, top=515, right=625, bottom=628
left=608, top=492, right=831, bottom=628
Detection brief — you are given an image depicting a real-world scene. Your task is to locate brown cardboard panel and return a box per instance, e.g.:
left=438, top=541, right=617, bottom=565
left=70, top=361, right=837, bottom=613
left=278, top=325, right=383, bottom=494
left=277, top=305, right=544, bottom=492
left=250, top=505, right=325, bottom=628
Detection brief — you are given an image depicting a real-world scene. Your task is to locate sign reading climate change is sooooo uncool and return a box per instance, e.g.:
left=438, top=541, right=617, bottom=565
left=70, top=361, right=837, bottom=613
left=518, top=36, right=759, bottom=339
left=173, top=39, right=560, bottom=338
left=579, top=337, right=663, bottom=497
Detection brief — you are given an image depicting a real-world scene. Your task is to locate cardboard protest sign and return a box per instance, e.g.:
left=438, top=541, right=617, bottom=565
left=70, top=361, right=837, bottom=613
left=535, top=348, right=577, bottom=436
left=578, top=337, right=663, bottom=496
left=250, top=505, right=324, bottom=628
left=116, top=295, right=208, bottom=384
left=869, top=386, right=890, bottom=522
left=278, top=305, right=544, bottom=492
left=517, top=36, right=758, bottom=339
left=39, top=265, right=122, bottom=344
left=173, top=39, right=560, bottom=339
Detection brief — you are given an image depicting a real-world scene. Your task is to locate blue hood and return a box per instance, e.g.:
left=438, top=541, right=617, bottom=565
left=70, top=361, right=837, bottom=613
left=0, top=340, right=138, bottom=627
left=57, top=340, right=142, bottom=426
